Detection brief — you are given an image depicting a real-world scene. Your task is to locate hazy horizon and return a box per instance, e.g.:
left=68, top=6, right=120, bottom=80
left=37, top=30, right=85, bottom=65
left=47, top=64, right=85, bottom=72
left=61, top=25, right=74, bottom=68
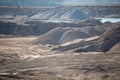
left=0, top=0, right=120, bottom=7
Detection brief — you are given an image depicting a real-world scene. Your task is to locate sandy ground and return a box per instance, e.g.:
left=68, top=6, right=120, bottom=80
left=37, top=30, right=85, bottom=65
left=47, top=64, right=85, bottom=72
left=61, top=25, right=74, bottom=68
left=0, top=36, right=120, bottom=80
left=0, top=36, right=55, bottom=61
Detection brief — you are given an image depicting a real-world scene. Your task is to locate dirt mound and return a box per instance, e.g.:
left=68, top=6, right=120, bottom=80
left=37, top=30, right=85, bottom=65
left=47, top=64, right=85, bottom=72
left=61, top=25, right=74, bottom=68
left=30, top=9, right=88, bottom=20
left=0, top=21, right=57, bottom=36
left=53, top=23, right=120, bottom=52
left=59, top=29, right=90, bottom=44
left=75, top=26, right=120, bottom=52
left=33, top=27, right=68, bottom=44
left=60, top=9, right=88, bottom=20
left=33, top=25, right=104, bottom=45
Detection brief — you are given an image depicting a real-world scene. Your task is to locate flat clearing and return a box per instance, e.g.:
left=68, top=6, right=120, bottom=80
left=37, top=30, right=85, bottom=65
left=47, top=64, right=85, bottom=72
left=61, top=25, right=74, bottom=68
left=0, top=36, right=120, bottom=80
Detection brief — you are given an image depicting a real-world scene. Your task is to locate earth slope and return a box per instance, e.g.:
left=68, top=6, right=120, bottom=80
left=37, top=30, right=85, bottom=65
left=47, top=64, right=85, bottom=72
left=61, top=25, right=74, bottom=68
left=75, top=25, right=120, bottom=52
left=30, top=9, right=88, bottom=20
left=53, top=23, right=120, bottom=52
left=108, top=42, right=120, bottom=53
left=33, top=25, right=104, bottom=45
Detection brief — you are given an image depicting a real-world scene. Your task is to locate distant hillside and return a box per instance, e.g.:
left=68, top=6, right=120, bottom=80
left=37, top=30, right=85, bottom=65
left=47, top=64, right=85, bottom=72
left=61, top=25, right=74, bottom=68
left=30, top=9, right=88, bottom=20
left=29, top=6, right=120, bottom=21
